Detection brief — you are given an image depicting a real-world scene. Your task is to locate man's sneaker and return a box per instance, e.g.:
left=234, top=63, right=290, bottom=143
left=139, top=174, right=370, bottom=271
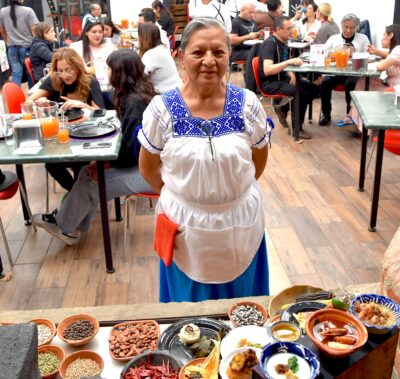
left=32, top=210, right=80, bottom=246
left=319, top=114, right=331, bottom=126
left=273, top=105, right=289, bottom=128
left=299, top=129, right=312, bottom=140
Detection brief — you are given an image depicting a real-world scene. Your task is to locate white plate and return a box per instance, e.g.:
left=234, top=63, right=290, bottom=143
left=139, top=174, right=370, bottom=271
left=220, top=325, right=271, bottom=358
left=219, top=346, right=262, bottom=379
left=243, top=40, right=263, bottom=46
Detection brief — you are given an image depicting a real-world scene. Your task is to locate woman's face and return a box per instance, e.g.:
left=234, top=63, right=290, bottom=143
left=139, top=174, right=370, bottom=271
left=305, top=5, right=315, bottom=18
left=182, top=27, right=229, bottom=87
left=103, top=24, right=112, bottom=38
left=56, top=59, right=78, bottom=85
left=381, top=32, right=392, bottom=49
left=44, top=27, right=56, bottom=42
left=86, top=25, right=103, bottom=46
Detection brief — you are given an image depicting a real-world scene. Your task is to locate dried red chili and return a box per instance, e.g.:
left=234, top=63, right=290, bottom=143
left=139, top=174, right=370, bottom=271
left=122, top=356, right=179, bottom=379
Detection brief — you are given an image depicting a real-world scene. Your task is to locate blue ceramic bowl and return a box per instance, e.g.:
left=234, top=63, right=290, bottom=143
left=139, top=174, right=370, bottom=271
left=350, top=293, right=400, bottom=335
left=260, top=341, right=320, bottom=379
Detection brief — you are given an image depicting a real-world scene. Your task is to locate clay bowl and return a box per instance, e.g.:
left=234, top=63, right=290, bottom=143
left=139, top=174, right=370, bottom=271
left=59, top=350, right=103, bottom=379
left=30, top=318, right=57, bottom=346
left=57, top=314, right=99, bottom=347
left=109, top=320, right=160, bottom=361
left=305, top=308, right=368, bottom=358
left=121, top=350, right=182, bottom=378
left=179, top=357, right=206, bottom=379
left=228, top=300, right=268, bottom=328
left=38, top=345, right=65, bottom=379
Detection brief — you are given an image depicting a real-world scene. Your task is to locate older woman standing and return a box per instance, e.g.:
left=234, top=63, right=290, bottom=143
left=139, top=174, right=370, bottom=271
left=138, top=17, right=272, bottom=303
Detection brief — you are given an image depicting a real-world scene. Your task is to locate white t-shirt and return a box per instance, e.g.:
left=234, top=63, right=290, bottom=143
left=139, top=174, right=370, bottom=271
left=188, top=0, right=232, bottom=32
left=324, top=32, right=370, bottom=54
left=141, top=44, right=182, bottom=93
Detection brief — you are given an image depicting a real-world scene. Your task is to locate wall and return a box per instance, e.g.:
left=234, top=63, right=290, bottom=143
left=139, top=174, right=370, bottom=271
left=110, top=0, right=154, bottom=25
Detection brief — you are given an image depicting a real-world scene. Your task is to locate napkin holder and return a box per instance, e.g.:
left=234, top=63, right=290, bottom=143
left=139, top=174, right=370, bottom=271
left=352, top=52, right=369, bottom=71
left=12, top=119, right=44, bottom=149
left=310, top=44, right=325, bottom=67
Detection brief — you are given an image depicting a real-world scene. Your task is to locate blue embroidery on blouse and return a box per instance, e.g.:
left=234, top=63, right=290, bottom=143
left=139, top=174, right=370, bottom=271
left=161, top=84, right=246, bottom=138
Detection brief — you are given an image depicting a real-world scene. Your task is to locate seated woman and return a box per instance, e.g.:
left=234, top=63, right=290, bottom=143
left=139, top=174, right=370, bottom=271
left=297, top=2, right=321, bottom=42
left=138, top=22, right=181, bottom=94
left=70, top=21, right=116, bottom=88
left=102, top=17, right=121, bottom=47
left=152, top=0, right=175, bottom=38
left=313, top=3, right=339, bottom=44
left=30, top=22, right=62, bottom=82
left=28, top=47, right=105, bottom=192
left=338, top=24, right=400, bottom=130
left=32, top=49, right=155, bottom=246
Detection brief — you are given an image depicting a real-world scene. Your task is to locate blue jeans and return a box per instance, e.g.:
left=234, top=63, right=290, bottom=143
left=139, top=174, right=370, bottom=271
left=7, top=46, right=33, bottom=88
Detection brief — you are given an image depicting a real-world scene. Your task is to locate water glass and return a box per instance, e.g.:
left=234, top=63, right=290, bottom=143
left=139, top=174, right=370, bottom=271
left=1, top=115, right=15, bottom=145
left=57, top=112, right=69, bottom=144
left=21, top=101, right=35, bottom=120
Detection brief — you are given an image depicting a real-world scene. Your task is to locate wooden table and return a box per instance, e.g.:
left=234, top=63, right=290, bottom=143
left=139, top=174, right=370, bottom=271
left=0, top=111, right=122, bottom=273
left=351, top=91, right=400, bottom=232
left=285, top=64, right=381, bottom=141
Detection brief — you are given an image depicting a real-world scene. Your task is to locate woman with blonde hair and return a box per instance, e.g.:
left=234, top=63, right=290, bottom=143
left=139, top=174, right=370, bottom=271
left=313, top=3, right=339, bottom=44
left=28, top=47, right=105, bottom=192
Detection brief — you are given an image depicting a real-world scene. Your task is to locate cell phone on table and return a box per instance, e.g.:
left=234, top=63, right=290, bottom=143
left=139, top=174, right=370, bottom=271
left=91, top=109, right=107, bottom=118
left=83, top=142, right=112, bottom=149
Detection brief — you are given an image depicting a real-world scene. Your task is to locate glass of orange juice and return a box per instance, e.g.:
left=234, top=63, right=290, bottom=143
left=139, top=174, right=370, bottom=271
left=292, top=27, right=298, bottom=40
left=121, top=19, right=129, bottom=29
left=33, top=100, right=59, bottom=140
left=21, top=101, right=34, bottom=120
left=58, top=112, right=69, bottom=144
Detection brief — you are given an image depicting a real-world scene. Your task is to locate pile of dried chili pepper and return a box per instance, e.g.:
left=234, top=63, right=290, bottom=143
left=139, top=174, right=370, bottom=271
left=122, top=356, right=179, bottom=379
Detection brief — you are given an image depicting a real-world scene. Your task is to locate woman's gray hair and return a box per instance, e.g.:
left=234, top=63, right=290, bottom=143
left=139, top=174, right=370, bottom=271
left=341, top=13, right=360, bottom=27
left=180, top=17, right=231, bottom=54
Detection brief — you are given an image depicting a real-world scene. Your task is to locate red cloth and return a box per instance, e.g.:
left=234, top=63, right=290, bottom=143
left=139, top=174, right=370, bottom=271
left=153, top=214, right=178, bottom=267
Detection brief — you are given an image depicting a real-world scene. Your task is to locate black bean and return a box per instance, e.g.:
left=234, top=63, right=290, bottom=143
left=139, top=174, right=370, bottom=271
left=63, top=320, right=94, bottom=340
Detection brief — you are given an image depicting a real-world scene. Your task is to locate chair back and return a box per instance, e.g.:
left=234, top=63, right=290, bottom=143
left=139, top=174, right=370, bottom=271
left=24, top=58, right=36, bottom=84
left=2, top=82, right=26, bottom=113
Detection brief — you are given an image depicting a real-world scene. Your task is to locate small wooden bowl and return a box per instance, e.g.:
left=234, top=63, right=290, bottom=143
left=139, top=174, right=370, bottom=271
left=30, top=318, right=57, bottom=346
left=109, top=320, right=160, bottom=361
left=38, top=345, right=65, bottom=379
left=179, top=357, right=206, bottom=379
left=228, top=301, right=268, bottom=328
left=305, top=308, right=368, bottom=358
left=59, top=350, right=103, bottom=379
left=57, top=314, right=99, bottom=347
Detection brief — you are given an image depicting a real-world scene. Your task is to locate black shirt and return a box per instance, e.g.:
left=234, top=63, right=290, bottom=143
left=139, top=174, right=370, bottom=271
left=39, top=76, right=105, bottom=109
left=159, top=11, right=175, bottom=37
left=258, top=35, right=289, bottom=83
left=231, top=16, right=258, bottom=51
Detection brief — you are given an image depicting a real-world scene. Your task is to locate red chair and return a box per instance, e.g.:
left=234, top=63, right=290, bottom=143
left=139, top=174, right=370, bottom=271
left=24, top=58, right=36, bottom=85
left=169, top=24, right=179, bottom=52
left=252, top=56, right=293, bottom=134
left=64, top=15, right=82, bottom=39
left=123, top=192, right=160, bottom=254
left=2, top=82, right=25, bottom=113
left=0, top=170, right=36, bottom=279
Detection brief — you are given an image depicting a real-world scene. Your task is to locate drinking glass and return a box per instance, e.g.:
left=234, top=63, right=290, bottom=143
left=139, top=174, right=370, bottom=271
left=58, top=112, right=69, bottom=144
left=21, top=101, right=35, bottom=120
left=292, top=27, right=298, bottom=40
left=1, top=114, right=15, bottom=146
left=33, top=100, right=59, bottom=140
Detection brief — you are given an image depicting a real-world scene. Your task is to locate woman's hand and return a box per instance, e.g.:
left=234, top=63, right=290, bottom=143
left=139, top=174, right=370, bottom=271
left=60, top=96, right=86, bottom=110
left=366, top=44, right=377, bottom=55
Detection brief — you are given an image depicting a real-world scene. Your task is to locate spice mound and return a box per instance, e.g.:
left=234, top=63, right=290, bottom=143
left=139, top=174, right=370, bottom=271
left=38, top=351, right=61, bottom=375
left=65, top=358, right=101, bottom=379
left=63, top=320, right=95, bottom=340
left=122, top=357, right=179, bottom=379
left=37, top=324, right=53, bottom=345
left=231, top=305, right=265, bottom=326
left=109, top=321, right=159, bottom=359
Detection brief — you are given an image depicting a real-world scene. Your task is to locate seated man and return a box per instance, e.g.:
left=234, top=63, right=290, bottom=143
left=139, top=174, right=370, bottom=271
left=253, top=0, right=282, bottom=30
left=82, top=3, right=102, bottom=29
left=230, top=3, right=261, bottom=63
left=319, top=13, right=369, bottom=126
left=188, top=0, right=232, bottom=32
left=259, top=15, right=319, bottom=139
left=227, top=0, right=268, bottom=19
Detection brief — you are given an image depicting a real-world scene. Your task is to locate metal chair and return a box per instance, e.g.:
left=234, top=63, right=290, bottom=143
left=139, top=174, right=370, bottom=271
left=0, top=169, right=36, bottom=280
left=251, top=56, right=293, bottom=135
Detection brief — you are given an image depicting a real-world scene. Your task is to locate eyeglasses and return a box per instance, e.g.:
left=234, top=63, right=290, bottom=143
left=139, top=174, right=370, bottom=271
left=56, top=68, right=74, bottom=77
left=342, top=25, right=357, bottom=31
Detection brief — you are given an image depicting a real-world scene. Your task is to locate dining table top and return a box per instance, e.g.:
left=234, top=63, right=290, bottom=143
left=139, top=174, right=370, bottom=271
left=351, top=91, right=400, bottom=130
left=0, top=111, right=122, bottom=165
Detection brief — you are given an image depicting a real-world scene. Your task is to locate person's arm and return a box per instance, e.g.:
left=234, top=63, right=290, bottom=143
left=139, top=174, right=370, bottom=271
left=36, top=43, right=54, bottom=63
left=376, top=55, right=397, bottom=72
left=263, top=57, right=302, bottom=76
left=252, top=146, right=268, bottom=180
left=139, top=149, right=164, bottom=194
left=366, top=44, right=389, bottom=58
left=230, top=32, right=260, bottom=46
left=27, top=89, right=51, bottom=101
left=0, top=27, right=7, bottom=44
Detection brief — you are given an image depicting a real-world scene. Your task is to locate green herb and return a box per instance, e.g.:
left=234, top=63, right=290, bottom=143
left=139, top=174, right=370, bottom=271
left=288, top=356, right=299, bottom=374
left=38, top=351, right=60, bottom=375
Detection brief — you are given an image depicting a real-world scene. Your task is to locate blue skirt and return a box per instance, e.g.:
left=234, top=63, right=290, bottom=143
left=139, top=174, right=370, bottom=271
left=159, top=234, right=269, bottom=303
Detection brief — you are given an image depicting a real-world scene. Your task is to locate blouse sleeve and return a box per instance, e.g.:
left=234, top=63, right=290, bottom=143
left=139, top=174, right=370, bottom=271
left=138, top=95, right=170, bottom=154
left=243, top=89, right=273, bottom=148
left=388, top=45, right=400, bottom=63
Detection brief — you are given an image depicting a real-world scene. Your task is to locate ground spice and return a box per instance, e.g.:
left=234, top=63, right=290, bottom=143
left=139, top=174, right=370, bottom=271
left=63, top=320, right=94, bottom=340
left=231, top=304, right=265, bottom=326
left=37, top=324, right=53, bottom=345
left=65, top=358, right=101, bottom=379
left=38, top=351, right=60, bottom=375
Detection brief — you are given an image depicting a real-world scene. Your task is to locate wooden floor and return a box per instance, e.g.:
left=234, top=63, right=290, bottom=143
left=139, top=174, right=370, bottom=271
left=1, top=70, right=399, bottom=311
